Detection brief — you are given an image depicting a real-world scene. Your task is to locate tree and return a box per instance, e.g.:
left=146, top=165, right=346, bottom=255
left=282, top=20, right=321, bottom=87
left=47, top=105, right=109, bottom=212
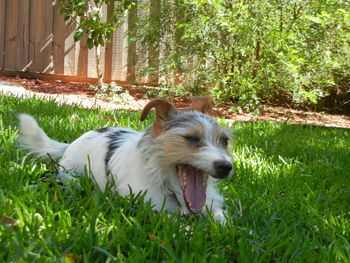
left=56, top=0, right=133, bottom=85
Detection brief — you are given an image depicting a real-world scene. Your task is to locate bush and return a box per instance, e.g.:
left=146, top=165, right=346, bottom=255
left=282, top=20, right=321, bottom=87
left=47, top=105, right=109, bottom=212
left=132, top=0, right=350, bottom=110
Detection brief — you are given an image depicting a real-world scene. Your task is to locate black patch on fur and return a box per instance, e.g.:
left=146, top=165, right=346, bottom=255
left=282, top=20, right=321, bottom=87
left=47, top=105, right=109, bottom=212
left=95, top=127, right=109, bottom=133
left=105, top=129, right=133, bottom=174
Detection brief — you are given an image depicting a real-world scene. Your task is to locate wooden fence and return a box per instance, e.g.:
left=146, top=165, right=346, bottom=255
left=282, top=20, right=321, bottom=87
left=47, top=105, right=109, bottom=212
left=0, top=0, right=132, bottom=82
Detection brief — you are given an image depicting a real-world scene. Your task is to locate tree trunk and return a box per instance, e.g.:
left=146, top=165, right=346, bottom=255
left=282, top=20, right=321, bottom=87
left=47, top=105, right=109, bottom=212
left=95, top=44, right=103, bottom=85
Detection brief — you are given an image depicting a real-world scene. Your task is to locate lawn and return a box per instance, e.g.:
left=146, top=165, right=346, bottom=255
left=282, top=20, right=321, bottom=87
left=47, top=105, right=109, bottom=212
left=0, top=94, right=349, bottom=262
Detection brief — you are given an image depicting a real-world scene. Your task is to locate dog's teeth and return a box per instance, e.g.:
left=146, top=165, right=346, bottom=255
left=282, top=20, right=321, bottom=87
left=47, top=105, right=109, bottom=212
left=183, top=170, right=187, bottom=185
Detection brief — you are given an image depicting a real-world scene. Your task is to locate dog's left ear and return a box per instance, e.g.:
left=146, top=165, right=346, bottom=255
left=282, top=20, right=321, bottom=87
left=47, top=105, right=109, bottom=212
left=141, top=99, right=176, bottom=137
left=191, top=96, right=213, bottom=115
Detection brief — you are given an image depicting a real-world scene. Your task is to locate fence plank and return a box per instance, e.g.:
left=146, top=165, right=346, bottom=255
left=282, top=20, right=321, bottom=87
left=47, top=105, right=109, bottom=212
left=87, top=45, right=97, bottom=78
left=52, top=2, right=66, bottom=74
left=0, top=0, right=5, bottom=69
left=127, top=0, right=137, bottom=83
left=103, top=1, right=115, bottom=82
left=148, top=0, right=160, bottom=85
left=29, top=0, right=42, bottom=72
left=28, top=0, right=35, bottom=73
left=18, top=0, right=30, bottom=71
left=0, top=2, right=143, bottom=83
left=64, top=21, right=77, bottom=76
left=30, top=0, right=42, bottom=72
left=4, top=0, right=19, bottom=70
left=77, top=33, right=88, bottom=77
left=29, top=0, right=54, bottom=73
left=43, top=0, right=54, bottom=73
left=111, top=23, right=127, bottom=81
left=122, top=24, right=128, bottom=81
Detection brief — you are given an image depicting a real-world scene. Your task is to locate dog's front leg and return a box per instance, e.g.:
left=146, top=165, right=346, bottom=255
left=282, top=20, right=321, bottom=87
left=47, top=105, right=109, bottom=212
left=204, top=186, right=227, bottom=224
left=212, top=209, right=227, bottom=224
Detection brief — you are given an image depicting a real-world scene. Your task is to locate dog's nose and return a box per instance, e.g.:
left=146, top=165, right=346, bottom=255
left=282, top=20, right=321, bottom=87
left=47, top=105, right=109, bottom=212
left=214, top=160, right=232, bottom=178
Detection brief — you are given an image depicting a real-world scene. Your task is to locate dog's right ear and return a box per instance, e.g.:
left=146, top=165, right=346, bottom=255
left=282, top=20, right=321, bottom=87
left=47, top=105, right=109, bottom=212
left=140, top=99, right=176, bottom=137
left=191, top=96, right=213, bottom=115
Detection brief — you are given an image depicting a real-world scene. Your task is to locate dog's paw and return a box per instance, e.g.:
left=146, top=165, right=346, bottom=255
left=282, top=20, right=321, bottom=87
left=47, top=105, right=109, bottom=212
left=213, top=210, right=227, bottom=224
left=58, top=171, right=79, bottom=185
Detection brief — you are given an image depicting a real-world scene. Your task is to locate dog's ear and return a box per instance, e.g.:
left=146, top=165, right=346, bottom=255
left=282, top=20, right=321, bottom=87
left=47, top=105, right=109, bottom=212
left=191, top=96, right=213, bottom=115
left=141, top=99, right=176, bottom=137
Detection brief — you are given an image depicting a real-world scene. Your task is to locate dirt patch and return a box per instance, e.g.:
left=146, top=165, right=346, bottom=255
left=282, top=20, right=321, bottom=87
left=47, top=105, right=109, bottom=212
left=1, top=75, right=349, bottom=128
left=11, top=78, right=97, bottom=97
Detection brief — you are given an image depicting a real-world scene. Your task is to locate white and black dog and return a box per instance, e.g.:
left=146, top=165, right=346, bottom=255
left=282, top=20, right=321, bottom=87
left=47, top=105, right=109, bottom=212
left=18, top=97, right=233, bottom=222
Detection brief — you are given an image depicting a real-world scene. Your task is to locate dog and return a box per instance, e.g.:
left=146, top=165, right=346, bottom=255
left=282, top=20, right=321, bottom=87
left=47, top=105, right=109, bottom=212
left=18, top=97, right=233, bottom=222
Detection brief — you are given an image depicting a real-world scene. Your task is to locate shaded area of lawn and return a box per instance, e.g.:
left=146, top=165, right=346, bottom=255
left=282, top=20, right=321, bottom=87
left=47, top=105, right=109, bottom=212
left=0, top=94, right=349, bottom=262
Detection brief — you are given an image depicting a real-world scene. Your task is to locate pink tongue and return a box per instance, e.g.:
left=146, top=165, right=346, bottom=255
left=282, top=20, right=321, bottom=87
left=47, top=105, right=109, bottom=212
left=178, top=165, right=207, bottom=214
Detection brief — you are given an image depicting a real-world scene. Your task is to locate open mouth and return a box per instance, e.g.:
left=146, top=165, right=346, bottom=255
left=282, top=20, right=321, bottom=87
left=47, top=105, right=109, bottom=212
left=176, top=164, right=208, bottom=214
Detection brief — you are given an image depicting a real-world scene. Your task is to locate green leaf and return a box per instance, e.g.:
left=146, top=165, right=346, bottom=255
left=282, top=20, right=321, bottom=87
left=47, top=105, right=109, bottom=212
left=307, top=16, right=323, bottom=24
left=98, top=35, right=105, bottom=46
left=87, top=37, right=94, bottom=49
left=73, top=28, right=84, bottom=42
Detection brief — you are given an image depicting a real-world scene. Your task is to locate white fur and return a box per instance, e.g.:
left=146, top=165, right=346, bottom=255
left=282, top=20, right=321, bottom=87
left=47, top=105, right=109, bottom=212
left=18, top=113, right=231, bottom=223
left=18, top=114, right=68, bottom=159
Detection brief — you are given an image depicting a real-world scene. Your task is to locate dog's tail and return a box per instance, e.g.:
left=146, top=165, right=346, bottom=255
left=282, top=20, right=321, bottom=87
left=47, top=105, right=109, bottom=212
left=18, top=114, right=69, bottom=159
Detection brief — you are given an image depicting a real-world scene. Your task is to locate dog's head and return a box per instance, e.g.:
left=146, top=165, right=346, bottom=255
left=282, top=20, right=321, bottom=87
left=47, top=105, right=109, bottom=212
left=140, top=97, right=233, bottom=214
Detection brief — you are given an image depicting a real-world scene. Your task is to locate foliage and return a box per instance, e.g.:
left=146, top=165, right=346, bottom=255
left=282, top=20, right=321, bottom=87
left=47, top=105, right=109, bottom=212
left=57, top=0, right=133, bottom=48
left=90, top=82, right=136, bottom=104
left=1, top=94, right=350, bottom=261
left=56, top=0, right=134, bottom=85
left=133, top=0, right=350, bottom=110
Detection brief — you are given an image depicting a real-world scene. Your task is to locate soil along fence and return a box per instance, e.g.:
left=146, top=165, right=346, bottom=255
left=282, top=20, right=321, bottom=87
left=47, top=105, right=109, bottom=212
left=0, top=0, right=138, bottom=82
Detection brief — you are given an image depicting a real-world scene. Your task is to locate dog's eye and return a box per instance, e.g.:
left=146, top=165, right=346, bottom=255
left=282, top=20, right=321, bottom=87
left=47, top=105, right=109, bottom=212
left=184, top=135, right=202, bottom=146
left=220, top=136, right=229, bottom=148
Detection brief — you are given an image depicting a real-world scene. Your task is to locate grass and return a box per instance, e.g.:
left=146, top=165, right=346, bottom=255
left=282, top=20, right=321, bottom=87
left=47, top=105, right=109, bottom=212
left=0, top=93, right=349, bottom=262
